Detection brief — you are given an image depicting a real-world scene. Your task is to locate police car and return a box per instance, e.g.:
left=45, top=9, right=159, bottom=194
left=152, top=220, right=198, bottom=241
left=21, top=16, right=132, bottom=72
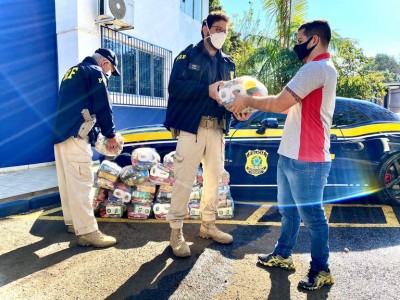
left=119, top=97, right=400, bottom=205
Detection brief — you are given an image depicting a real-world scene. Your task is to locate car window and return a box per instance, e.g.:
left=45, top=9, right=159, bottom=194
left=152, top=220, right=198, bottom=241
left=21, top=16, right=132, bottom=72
left=232, top=99, right=386, bottom=129
left=241, top=112, right=287, bottom=129
left=332, top=102, right=371, bottom=127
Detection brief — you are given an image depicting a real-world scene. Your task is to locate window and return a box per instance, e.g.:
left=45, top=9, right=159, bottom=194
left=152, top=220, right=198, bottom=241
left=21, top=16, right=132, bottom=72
left=101, top=27, right=172, bottom=107
left=332, top=103, right=371, bottom=127
left=180, top=0, right=202, bottom=22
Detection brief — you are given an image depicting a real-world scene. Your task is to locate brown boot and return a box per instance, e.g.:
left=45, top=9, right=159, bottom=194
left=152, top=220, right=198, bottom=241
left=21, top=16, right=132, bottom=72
left=78, top=230, right=117, bottom=248
left=199, top=221, right=233, bottom=244
left=170, top=228, right=191, bottom=257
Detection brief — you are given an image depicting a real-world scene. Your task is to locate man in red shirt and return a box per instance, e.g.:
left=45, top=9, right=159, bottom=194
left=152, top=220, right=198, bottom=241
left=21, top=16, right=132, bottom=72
left=228, top=20, right=337, bottom=291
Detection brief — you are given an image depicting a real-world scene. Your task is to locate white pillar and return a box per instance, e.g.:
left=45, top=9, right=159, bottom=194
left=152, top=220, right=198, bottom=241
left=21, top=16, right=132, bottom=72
left=55, top=0, right=100, bottom=84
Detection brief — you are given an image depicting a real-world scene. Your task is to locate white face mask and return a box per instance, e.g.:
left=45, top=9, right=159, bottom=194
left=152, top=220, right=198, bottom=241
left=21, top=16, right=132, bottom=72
left=210, top=32, right=227, bottom=49
left=206, top=23, right=227, bottom=50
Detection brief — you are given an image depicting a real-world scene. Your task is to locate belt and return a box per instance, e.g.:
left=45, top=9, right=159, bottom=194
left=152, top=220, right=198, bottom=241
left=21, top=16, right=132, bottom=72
left=199, top=116, right=222, bottom=129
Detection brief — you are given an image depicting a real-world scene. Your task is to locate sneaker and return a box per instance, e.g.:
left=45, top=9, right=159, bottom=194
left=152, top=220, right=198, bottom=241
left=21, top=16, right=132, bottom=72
left=258, top=253, right=296, bottom=270
left=298, top=269, right=334, bottom=290
left=78, top=230, right=117, bottom=248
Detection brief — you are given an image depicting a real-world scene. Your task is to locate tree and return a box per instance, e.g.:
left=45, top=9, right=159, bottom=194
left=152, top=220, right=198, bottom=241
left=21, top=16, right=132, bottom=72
left=246, top=0, right=307, bottom=93
left=223, top=2, right=266, bottom=77
left=333, top=39, right=386, bottom=101
left=220, top=0, right=387, bottom=100
left=262, top=0, right=307, bottom=49
left=209, top=0, right=223, bottom=12
left=372, top=54, right=400, bottom=82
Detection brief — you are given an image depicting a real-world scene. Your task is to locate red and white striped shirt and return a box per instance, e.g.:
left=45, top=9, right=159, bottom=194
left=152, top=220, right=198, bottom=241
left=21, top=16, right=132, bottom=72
left=278, top=53, right=337, bottom=162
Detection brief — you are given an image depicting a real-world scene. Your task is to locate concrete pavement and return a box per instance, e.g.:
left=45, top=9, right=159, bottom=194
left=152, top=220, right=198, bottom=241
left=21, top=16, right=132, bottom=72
left=0, top=164, right=60, bottom=218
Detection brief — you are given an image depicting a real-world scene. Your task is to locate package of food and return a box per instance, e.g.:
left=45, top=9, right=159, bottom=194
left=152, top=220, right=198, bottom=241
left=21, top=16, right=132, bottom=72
left=95, top=133, right=124, bottom=157
left=188, top=202, right=201, bottom=219
left=127, top=203, right=152, bottom=219
left=153, top=202, right=170, bottom=219
left=131, top=147, right=160, bottom=170
left=163, top=151, right=175, bottom=171
left=217, top=201, right=234, bottom=219
left=149, top=163, right=174, bottom=185
left=120, top=165, right=149, bottom=186
left=112, top=183, right=132, bottom=203
left=219, top=76, right=268, bottom=113
left=97, top=160, right=122, bottom=184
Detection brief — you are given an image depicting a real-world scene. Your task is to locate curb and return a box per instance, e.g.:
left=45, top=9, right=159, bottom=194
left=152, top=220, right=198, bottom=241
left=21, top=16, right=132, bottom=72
left=0, top=192, right=61, bottom=218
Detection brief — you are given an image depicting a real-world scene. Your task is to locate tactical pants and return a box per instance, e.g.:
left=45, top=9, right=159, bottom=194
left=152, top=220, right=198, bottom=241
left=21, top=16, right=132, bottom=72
left=54, top=136, right=98, bottom=235
left=166, top=124, right=224, bottom=229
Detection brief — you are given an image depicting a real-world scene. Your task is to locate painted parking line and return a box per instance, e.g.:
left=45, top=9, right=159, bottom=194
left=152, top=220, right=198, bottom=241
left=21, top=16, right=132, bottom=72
left=11, top=202, right=400, bottom=228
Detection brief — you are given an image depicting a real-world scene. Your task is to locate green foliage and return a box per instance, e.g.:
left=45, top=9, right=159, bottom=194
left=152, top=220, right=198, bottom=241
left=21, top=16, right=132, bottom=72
left=372, top=54, right=400, bottom=82
left=236, top=0, right=305, bottom=93
left=209, top=0, right=223, bottom=12
left=246, top=39, right=302, bottom=94
left=333, top=39, right=387, bottom=100
left=223, top=2, right=268, bottom=77
left=219, top=0, right=389, bottom=100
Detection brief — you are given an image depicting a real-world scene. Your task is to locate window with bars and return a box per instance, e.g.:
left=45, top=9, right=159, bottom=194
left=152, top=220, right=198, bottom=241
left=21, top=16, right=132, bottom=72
left=101, top=26, right=172, bottom=107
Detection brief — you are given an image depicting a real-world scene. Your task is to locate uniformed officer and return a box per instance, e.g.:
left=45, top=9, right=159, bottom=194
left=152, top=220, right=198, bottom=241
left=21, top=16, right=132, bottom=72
left=164, top=11, right=250, bottom=257
left=53, top=48, right=122, bottom=247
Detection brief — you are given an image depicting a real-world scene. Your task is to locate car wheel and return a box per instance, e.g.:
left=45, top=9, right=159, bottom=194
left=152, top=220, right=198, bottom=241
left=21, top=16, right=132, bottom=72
left=376, top=152, right=400, bottom=206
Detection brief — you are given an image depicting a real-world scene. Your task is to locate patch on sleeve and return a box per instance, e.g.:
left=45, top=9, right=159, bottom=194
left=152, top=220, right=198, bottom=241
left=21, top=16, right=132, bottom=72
left=176, top=54, right=187, bottom=60
left=285, top=86, right=302, bottom=102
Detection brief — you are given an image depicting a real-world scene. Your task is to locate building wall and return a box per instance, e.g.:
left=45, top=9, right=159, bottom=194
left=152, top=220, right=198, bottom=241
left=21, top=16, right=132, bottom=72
left=386, top=85, right=400, bottom=114
left=0, top=0, right=207, bottom=169
left=56, top=0, right=206, bottom=84
left=0, top=0, right=59, bottom=168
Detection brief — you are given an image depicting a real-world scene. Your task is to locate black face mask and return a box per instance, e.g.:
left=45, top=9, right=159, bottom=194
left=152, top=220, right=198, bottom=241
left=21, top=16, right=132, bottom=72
left=293, top=36, right=317, bottom=62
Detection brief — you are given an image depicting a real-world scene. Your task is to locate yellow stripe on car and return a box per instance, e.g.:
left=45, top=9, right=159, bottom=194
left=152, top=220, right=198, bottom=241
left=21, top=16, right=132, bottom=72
left=120, top=123, right=400, bottom=144
left=339, top=123, right=400, bottom=137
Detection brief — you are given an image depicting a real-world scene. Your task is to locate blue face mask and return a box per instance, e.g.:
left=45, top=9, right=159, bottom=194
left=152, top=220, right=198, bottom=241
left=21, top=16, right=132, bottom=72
left=293, top=36, right=317, bottom=61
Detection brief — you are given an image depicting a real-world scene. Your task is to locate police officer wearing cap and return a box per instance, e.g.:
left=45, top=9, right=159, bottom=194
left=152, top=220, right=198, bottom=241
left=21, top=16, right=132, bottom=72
left=53, top=48, right=121, bottom=247
left=164, top=12, right=251, bottom=258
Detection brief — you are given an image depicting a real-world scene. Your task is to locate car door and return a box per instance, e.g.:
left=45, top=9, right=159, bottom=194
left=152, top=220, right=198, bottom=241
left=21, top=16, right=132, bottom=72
left=225, top=112, right=286, bottom=200
left=327, top=101, right=378, bottom=201
left=225, top=110, right=346, bottom=202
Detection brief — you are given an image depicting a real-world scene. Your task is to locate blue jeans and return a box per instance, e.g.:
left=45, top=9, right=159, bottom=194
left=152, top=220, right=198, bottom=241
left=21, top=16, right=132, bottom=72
left=274, top=155, right=331, bottom=271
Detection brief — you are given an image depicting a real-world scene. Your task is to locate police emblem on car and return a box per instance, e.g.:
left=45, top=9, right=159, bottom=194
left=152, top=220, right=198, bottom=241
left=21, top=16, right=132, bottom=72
left=245, top=149, right=268, bottom=177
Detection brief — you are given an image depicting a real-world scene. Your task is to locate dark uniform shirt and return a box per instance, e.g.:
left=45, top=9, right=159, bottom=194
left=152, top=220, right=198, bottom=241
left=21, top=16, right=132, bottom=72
left=164, top=40, right=236, bottom=135
left=53, top=56, right=116, bottom=145
left=202, top=55, right=225, bottom=118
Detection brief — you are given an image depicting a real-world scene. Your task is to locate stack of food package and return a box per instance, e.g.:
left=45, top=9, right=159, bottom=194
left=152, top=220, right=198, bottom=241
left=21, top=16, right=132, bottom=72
left=92, top=147, right=159, bottom=219
left=124, top=148, right=159, bottom=219
left=92, top=148, right=234, bottom=219
left=150, top=163, right=174, bottom=218
left=217, top=169, right=234, bottom=219
left=188, top=168, right=203, bottom=219
left=188, top=168, right=234, bottom=219
left=153, top=152, right=175, bottom=219
left=94, top=160, right=125, bottom=218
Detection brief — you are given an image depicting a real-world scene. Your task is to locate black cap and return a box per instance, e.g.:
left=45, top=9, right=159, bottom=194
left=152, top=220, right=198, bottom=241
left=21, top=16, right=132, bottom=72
left=95, top=48, right=121, bottom=76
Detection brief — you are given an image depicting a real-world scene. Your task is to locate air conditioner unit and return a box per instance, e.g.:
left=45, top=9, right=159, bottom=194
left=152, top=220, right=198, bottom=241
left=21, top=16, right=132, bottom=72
left=96, top=0, right=134, bottom=31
